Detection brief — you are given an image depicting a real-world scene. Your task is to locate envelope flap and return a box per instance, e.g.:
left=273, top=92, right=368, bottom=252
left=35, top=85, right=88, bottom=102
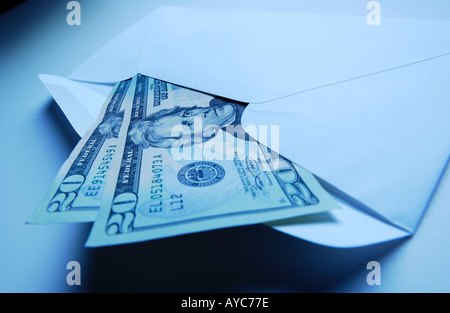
left=68, top=13, right=150, bottom=83
left=139, top=7, right=450, bottom=103
left=242, top=53, right=450, bottom=233
left=39, top=75, right=114, bottom=137
left=70, top=6, right=450, bottom=103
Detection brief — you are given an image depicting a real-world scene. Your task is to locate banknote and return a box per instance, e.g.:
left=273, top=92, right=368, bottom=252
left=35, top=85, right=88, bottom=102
left=86, top=74, right=338, bottom=247
left=28, top=78, right=135, bottom=224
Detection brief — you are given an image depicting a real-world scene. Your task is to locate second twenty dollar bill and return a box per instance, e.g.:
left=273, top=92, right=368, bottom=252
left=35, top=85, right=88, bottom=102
left=86, top=74, right=339, bottom=247
left=28, top=78, right=134, bottom=223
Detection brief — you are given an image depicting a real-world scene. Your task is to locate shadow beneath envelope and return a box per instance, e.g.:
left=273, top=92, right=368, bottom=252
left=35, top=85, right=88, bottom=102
left=78, top=224, right=407, bottom=293
left=265, top=211, right=337, bottom=226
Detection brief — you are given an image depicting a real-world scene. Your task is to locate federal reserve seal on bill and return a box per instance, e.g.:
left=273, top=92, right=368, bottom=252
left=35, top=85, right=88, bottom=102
left=177, top=162, right=225, bottom=187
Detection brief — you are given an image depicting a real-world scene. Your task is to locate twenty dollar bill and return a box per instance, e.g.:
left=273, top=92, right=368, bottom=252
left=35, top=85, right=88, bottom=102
left=28, top=79, right=133, bottom=223
left=86, top=74, right=338, bottom=247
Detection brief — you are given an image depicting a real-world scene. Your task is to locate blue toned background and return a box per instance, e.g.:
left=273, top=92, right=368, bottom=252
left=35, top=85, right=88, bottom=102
left=0, top=0, right=449, bottom=292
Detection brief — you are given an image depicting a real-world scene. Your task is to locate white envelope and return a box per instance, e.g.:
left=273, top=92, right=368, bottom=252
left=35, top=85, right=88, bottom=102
left=40, top=6, right=450, bottom=248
